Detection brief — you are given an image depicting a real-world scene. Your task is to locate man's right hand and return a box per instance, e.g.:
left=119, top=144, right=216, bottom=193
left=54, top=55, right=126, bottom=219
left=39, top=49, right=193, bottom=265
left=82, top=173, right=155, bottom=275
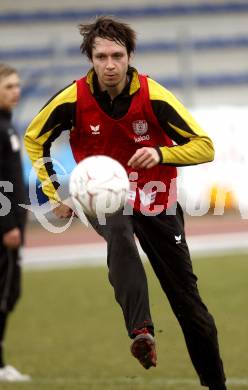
left=3, top=228, right=22, bottom=249
left=52, top=202, right=73, bottom=218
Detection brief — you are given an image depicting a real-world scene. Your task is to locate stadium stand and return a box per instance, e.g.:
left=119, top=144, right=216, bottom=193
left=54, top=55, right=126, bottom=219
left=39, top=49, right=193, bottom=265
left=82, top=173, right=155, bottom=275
left=1, top=1, right=248, bottom=125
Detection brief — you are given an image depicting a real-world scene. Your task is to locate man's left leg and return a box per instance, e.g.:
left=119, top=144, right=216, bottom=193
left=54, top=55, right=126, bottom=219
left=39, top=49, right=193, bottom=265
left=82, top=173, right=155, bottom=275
left=133, top=205, right=226, bottom=388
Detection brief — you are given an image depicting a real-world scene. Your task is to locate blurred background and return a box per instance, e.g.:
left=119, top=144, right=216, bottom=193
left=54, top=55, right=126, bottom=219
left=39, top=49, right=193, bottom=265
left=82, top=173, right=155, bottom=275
left=1, top=2, right=248, bottom=389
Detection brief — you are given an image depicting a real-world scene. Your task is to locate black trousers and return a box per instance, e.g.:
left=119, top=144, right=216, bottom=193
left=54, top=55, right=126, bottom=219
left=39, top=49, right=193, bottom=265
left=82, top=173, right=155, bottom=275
left=0, top=242, right=21, bottom=313
left=88, top=203, right=226, bottom=387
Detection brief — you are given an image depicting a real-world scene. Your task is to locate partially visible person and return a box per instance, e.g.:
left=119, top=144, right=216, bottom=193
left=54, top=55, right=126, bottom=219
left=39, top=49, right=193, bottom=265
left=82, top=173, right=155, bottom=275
left=0, top=63, right=30, bottom=382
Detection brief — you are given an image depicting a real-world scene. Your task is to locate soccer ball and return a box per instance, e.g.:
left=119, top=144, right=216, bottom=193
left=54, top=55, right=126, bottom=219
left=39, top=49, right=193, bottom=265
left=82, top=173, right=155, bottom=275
left=69, top=155, right=130, bottom=218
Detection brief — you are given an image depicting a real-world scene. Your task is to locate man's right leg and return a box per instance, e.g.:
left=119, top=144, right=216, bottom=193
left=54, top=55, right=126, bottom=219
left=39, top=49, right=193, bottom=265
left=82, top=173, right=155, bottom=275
left=0, top=244, right=10, bottom=368
left=0, top=244, right=21, bottom=366
left=0, top=245, right=30, bottom=382
left=88, top=210, right=154, bottom=337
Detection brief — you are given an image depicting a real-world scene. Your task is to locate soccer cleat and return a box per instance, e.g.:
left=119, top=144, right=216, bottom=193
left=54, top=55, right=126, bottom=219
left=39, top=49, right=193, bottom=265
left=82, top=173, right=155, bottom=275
left=0, top=365, right=31, bottom=382
left=130, top=329, right=157, bottom=369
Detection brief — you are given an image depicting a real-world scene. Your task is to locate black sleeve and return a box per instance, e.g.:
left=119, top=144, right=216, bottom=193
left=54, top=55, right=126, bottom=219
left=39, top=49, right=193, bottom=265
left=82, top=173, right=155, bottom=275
left=0, top=130, right=16, bottom=234
left=151, top=100, right=191, bottom=145
left=0, top=128, right=27, bottom=235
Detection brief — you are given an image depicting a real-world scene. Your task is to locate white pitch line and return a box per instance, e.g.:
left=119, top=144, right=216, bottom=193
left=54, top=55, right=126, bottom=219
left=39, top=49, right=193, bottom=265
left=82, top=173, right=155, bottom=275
left=22, top=232, right=248, bottom=270
left=13, top=377, right=248, bottom=386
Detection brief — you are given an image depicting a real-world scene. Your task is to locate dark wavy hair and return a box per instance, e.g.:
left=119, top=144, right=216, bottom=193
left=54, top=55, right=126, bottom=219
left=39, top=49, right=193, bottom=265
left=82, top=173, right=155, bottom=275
left=79, top=16, right=136, bottom=59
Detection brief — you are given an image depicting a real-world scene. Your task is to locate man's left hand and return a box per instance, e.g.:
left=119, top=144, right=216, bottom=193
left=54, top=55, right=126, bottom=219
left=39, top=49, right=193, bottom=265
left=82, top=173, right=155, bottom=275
left=128, top=147, right=160, bottom=169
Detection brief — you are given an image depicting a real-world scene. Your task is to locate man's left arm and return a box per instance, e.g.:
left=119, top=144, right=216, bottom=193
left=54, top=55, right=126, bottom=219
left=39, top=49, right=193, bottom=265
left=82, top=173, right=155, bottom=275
left=148, top=78, right=214, bottom=166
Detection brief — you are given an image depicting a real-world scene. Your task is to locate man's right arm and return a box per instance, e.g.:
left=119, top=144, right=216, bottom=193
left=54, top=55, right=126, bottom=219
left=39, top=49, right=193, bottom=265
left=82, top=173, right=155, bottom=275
left=24, top=83, right=76, bottom=204
left=0, top=128, right=21, bottom=245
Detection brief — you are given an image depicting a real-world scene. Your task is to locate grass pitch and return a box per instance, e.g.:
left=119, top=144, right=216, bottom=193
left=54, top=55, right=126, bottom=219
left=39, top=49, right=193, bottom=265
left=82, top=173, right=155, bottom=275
left=3, top=254, right=248, bottom=390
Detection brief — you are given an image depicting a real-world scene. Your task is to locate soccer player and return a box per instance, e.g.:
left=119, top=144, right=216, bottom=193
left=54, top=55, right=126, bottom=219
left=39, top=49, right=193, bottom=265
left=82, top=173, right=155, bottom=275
left=24, top=17, right=227, bottom=389
left=0, top=64, right=30, bottom=381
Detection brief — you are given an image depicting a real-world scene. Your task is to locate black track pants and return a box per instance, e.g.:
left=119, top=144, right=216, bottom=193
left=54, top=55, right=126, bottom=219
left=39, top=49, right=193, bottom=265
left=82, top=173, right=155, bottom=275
left=88, top=203, right=226, bottom=387
left=89, top=210, right=153, bottom=334
left=0, top=244, right=21, bottom=313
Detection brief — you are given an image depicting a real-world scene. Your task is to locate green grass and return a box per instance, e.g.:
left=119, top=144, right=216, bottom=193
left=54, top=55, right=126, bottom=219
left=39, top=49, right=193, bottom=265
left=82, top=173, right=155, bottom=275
left=2, top=254, right=248, bottom=390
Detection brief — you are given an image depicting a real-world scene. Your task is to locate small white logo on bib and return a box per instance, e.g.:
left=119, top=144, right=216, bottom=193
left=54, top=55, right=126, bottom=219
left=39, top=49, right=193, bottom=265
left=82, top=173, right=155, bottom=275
left=90, top=125, right=100, bottom=135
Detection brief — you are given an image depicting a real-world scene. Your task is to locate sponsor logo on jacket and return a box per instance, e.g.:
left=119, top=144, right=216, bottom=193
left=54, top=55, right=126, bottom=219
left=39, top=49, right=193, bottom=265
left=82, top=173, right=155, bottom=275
left=134, top=134, right=150, bottom=143
left=132, top=120, right=150, bottom=142
left=132, top=120, right=148, bottom=135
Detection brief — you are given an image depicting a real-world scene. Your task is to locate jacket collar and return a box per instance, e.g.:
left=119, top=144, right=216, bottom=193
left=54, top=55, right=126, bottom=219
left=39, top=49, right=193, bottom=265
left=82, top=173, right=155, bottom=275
left=0, top=108, right=12, bottom=121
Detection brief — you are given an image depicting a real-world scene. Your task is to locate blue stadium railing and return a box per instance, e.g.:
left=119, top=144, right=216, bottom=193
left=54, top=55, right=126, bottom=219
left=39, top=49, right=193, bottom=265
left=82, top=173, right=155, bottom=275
left=19, top=70, right=248, bottom=100
left=1, top=35, right=248, bottom=61
left=2, top=34, right=248, bottom=91
left=1, top=1, right=248, bottom=23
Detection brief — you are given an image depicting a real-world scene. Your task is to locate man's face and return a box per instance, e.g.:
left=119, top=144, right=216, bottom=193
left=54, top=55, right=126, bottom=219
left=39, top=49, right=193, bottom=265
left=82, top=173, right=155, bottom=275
left=91, top=37, right=130, bottom=92
left=0, top=73, right=21, bottom=111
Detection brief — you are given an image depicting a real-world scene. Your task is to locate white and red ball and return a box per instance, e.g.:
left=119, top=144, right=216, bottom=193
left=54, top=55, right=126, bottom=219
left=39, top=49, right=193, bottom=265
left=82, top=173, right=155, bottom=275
left=69, top=155, right=130, bottom=217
